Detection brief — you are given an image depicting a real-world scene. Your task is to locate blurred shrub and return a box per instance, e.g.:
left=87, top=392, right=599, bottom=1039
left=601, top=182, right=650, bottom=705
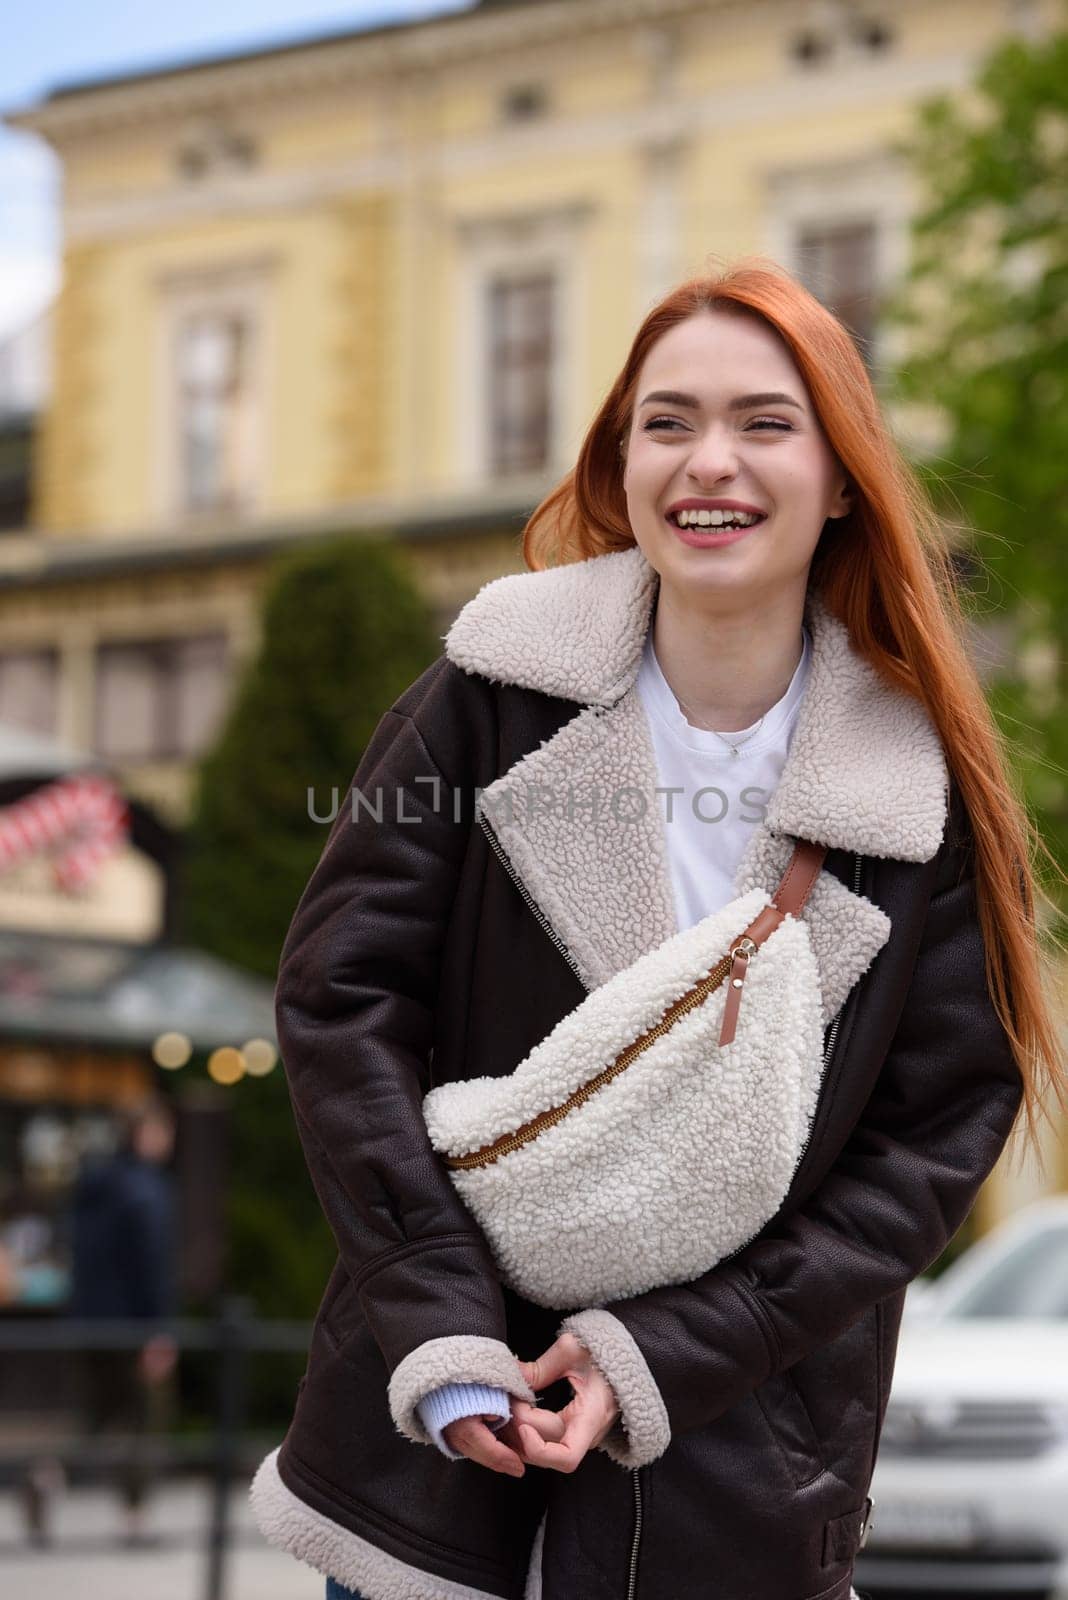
left=884, top=21, right=1068, bottom=905
left=182, top=534, right=439, bottom=1375
left=184, top=533, right=439, bottom=978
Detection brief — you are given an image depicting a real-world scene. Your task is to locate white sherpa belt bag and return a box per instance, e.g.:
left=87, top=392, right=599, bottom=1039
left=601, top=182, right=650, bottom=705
left=423, top=839, right=827, bottom=1310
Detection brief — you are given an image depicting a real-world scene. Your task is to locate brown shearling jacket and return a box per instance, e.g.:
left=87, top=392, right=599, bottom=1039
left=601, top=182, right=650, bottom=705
left=250, top=548, right=1022, bottom=1600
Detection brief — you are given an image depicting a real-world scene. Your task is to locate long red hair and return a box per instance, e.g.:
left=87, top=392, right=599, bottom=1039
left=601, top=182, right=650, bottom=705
left=523, top=256, right=1066, bottom=1150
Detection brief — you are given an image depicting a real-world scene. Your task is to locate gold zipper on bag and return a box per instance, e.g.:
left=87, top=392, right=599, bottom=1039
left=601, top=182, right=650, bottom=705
left=445, top=940, right=750, bottom=1172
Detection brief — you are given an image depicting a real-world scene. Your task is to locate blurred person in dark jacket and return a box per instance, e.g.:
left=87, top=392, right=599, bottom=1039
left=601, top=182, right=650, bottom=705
left=69, top=1094, right=179, bottom=1544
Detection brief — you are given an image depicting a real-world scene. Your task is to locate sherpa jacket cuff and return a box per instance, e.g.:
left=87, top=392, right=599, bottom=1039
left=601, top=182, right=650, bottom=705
left=417, top=1382, right=512, bottom=1459
left=388, top=1336, right=534, bottom=1447
left=561, top=1308, right=672, bottom=1467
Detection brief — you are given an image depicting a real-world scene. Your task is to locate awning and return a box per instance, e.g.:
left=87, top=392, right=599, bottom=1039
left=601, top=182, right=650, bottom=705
left=0, top=930, right=276, bottom=1053
left=0, top=721, right=104, bottom=783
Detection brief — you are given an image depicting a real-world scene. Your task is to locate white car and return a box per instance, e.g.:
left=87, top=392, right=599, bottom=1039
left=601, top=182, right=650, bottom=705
left=855, top=1197, right=1068, bottom=1598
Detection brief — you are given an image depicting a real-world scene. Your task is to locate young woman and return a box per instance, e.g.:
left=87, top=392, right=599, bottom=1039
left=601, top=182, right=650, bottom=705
left=251, top=261, right=1064, bottom=1600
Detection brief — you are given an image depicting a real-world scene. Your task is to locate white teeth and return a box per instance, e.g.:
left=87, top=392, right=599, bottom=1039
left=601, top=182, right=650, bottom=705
left=673, top=508, right=762, bottom=528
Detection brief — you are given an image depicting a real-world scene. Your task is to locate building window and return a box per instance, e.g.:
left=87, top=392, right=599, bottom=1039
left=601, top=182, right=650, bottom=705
left=796, top=221, right=878, bottom=365
left=0, top=650, right=59, bottom=736
left=174, top=311, right=257, bottom=516
left=94, top=634, right=229, bottom=762
left=500, top=84, right=549, bottom=123
left=454, top=206, right=587, bottom=486
left=789, top=29, right=834, bottom=66
left=175, top=117, right=258, bottom=181
left=487, top=274, right=555, bottom=477
left=787, top=7, right=895, bottom=67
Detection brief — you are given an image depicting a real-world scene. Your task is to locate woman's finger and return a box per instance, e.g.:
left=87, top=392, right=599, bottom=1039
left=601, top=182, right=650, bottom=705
left=511, top=1398, right=567, bottom=1441
left=517, top=1412, right=598, bottom=1474
left=518, top=1336, right=586, bottom=1393
left=443, top=1416, right=525, bottom=1476
left=495, top=1401, right=566, bottom=1465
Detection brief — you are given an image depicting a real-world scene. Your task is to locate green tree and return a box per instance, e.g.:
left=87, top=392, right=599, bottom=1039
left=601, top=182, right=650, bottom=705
left=182, top=535, right=440, bottom=1319
left=883, top=13, right=1068, bottom=892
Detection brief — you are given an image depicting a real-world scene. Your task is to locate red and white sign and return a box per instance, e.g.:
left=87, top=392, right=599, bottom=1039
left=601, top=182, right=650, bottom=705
left=0, top=775, right=131, bottom=893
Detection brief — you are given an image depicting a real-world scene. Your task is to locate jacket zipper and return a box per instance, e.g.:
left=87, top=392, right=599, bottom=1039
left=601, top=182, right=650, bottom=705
left=479, top=809, right=589, bottom=988
left=481, top=816, right=861, bottom=1600
left=481, top=801, right=650, bottom=1588
left=626, top=1465, right=643, bottom=1600
left=815, top=850, right=863, bottom=1088
left=622, top=850, right=864, bottom=1600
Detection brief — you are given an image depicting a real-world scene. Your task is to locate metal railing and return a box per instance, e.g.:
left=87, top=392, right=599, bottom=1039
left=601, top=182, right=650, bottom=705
left=0, top=1300, right=311, bottom=1600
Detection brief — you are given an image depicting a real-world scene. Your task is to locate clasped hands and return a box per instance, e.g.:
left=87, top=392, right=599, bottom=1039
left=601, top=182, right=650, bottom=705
left=442, top=1332, right=620, bottom=1477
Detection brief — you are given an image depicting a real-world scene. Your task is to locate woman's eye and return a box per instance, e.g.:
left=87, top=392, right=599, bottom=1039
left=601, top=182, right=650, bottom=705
left=641, top=415, right=794, bottom=434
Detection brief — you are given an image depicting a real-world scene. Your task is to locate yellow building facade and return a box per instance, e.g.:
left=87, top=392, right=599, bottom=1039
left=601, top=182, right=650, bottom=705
left=14, top=0, right=1054, bottom=541
left=0, top=0, right=1064, bottom=1209
left=2, top=0, right=1056, bottom=806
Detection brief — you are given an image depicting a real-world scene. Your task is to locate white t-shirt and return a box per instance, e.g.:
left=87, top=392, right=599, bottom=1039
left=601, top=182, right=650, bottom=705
left=635, top=622, right=812, bottom=930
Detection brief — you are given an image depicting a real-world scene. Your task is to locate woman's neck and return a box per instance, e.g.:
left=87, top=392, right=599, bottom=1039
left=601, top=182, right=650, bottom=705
left=651, top=583, right=807, bottom=733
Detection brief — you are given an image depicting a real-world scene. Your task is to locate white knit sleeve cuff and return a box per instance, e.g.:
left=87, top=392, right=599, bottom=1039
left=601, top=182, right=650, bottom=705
left=416, top=1382, right=512, bottom=1460
left=388, top=1335, right=534, bottom=1447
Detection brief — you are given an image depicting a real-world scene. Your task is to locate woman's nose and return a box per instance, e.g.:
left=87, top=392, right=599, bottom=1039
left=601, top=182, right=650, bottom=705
left=685, top=428, right=739, bottom=485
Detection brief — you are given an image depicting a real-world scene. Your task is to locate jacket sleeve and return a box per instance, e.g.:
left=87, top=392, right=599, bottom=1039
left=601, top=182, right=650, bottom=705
left=276, top=705, right=535, bottom=1448
left=560, top=791, right=1025, bottom=1468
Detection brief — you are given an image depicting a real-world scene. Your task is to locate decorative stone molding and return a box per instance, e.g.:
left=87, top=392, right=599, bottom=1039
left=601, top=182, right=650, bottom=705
left=6, top=0, right=709, bottom=148
left=35, top=244, right=104, bottom=533
left=52, top=28, right=986, bottom=247
left=327, top=195, right=392, bottom=501
left=174, top=114, right=259, bottom=181
left=452, top=200, right=595, bottom=248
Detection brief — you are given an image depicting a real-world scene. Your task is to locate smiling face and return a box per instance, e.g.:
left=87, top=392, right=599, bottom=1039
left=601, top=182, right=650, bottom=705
left=621, top=309, right=852, bottom=612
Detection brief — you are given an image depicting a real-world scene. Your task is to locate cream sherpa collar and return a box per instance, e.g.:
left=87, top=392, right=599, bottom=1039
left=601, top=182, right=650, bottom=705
left=446, top=542, right=660, bottom=707
left=444, top=544, right=948, bottom=865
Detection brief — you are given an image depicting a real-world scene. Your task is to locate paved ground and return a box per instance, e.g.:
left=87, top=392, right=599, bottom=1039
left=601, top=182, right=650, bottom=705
left=0, top=1477, right=323, bottom=1600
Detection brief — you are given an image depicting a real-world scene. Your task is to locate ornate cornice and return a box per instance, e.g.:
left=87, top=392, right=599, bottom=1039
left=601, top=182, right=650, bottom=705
left=50, top=38, right=978, bottom=246
left=5, top=0, right=708, bottom=148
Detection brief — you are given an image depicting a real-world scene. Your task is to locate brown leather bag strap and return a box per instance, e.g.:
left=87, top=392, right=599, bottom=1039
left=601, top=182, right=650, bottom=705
left=773, top=837, right=827, bottom=917
left=736, top=838, right=828, bottom=951
left=718, top=838, right=827, bottom=1048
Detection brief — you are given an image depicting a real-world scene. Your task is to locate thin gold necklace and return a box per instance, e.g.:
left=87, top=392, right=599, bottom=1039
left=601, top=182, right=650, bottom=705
left=672, top=693, right=766, bottom=756
left=657, top=627, right=806, bottom=756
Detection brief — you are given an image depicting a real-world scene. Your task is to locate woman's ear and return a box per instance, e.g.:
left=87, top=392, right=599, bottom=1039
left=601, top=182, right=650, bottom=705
left=828, top=473, right=854, bottom=520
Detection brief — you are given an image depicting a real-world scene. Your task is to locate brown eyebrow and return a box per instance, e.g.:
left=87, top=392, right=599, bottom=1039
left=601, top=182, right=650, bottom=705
left=638, top=389, right=805, bottom=413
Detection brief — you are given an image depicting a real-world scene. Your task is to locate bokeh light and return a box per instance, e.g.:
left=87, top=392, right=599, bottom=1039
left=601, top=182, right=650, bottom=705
left=242, top=1038, right=278, bottom=1077
left=207, top=1046, right=246, bottom=1085
left=152, top=1031, right=193, bottom=1070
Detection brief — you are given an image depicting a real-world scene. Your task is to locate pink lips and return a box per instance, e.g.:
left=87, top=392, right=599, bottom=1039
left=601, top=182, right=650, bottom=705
left=668, top=515, right=767, bottom=549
